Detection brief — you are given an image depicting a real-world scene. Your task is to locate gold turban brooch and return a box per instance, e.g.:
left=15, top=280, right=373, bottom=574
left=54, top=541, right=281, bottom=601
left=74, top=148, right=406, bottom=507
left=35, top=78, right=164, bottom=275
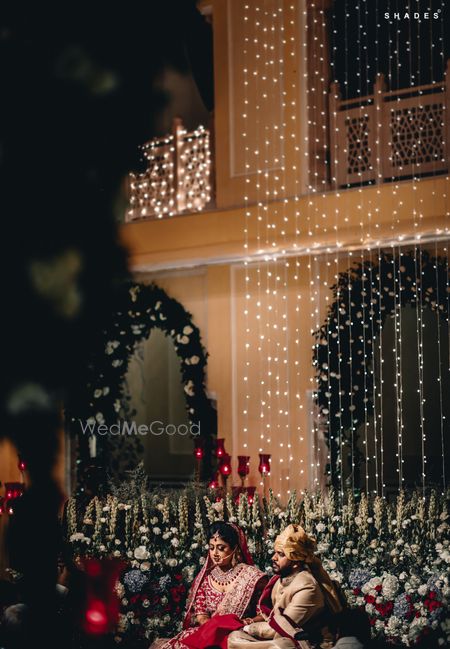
left=274, top=524, right=317, bottom=563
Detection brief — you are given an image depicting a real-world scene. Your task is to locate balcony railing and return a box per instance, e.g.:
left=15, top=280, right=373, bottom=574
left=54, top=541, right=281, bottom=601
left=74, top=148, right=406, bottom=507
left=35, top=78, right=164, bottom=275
left=126, top=64, right=450, bottom=223
left=329, top=60, right=450, bottom=188
left=126, top=118, right=212, bottom=222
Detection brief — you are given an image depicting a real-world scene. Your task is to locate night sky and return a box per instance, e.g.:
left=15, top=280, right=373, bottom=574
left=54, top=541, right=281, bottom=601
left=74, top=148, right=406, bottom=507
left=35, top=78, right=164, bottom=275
left=331, top=0, right=449, bottom=98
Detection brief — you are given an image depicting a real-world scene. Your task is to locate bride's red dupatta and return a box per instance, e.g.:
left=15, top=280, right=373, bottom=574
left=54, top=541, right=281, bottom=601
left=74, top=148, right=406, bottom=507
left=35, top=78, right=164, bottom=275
left=182, top=614, right=245, bottom=649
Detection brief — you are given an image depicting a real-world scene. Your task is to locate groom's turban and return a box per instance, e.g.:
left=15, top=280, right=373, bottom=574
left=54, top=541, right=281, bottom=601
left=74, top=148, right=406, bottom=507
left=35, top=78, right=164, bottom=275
left=274, top=524, right=317, bottom=563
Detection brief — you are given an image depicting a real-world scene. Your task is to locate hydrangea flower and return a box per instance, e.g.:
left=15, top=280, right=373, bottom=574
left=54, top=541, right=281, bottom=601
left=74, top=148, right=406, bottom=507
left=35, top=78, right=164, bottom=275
left=123, top=569, right=149, bottom=594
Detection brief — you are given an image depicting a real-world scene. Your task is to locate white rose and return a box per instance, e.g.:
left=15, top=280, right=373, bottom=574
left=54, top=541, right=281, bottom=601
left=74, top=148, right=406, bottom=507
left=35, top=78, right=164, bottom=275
left=134, top=546, right=150, bottom=561
left=153, top=527, right=161, bottom=535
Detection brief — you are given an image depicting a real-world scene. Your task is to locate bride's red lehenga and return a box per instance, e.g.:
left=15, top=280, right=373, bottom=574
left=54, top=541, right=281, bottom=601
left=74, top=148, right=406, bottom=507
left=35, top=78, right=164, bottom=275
left=151, top=525, right=267, bottom=649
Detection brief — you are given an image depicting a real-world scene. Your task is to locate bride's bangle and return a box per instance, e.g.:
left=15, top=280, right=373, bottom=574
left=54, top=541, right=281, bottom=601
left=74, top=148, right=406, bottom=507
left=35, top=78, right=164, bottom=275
left=196, top=614, right=209, bottom=625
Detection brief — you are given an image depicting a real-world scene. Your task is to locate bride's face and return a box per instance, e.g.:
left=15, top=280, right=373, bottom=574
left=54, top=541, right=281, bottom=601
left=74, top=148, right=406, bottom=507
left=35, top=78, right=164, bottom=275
left=209, top=535, right=235, bottom=568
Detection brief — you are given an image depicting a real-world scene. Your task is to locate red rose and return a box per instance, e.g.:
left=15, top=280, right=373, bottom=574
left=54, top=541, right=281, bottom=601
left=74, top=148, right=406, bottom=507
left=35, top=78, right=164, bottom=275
left=365, top=595, right=376, bottom=604
left=353, top=588, right=361, bottom=595
left=170, top=587, right=182, bottom=603
left=375, top=585, right=382, bottom=593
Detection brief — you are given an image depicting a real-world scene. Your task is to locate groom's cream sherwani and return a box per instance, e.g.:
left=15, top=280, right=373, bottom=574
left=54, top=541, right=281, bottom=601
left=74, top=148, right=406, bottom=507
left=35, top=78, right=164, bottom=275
left=228, top=569, right=325, bottom=649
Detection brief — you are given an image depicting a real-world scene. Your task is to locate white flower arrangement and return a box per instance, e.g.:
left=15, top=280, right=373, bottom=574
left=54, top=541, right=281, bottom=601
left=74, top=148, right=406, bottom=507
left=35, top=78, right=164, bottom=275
left=64, top=488, right=450, bottom=647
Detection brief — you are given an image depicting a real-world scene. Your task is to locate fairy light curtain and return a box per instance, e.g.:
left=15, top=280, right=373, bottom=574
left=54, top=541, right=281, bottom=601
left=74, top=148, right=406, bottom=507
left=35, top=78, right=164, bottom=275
left=319, top=0, right=449, bottom=496
left=232, top=0, right=449, bottom=498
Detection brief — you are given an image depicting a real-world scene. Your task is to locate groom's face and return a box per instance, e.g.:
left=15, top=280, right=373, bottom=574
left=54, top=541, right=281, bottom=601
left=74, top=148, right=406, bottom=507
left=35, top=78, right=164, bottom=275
left=272, top=550, right=297, bottom=577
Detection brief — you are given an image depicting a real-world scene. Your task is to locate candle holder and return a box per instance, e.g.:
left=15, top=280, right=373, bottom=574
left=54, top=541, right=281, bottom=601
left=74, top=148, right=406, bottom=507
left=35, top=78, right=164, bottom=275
left=246, top=486, right=256, bottom=504
left=237, top=455, right=250, bottom=487
left=193, top=443, right=203, bottom=483
left=258, top=454, right=271, bottom=495
left=218, top=453, right=232, bottom=492
left=208, top=471, right=220, bottom=490
left=232, top=485, right=257, bottom=505
left=215, top=438, right=226, bottom=459
left=4, top=482, right=24, bottom=514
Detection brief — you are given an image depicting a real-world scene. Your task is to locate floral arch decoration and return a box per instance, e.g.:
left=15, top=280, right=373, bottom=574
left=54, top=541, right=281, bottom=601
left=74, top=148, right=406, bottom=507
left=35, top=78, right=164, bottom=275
left=314, top=249, right=449, bottom=488
left=68, top=282, right=216, bottom=483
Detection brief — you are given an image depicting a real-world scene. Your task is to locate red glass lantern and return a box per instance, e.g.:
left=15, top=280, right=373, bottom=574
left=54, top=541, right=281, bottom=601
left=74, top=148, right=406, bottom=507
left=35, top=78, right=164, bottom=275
left=218, top=453, right=232, bottom=477
left=215, top=438, right=226, bottom=458
left=246, top=486, right=256, bottom=504
left=232, top=485, right=257, bottom=504
left=237, top=455, right=250, bottom=485
left=4, top=482, right=24, bottom=515
left=194, top=445, right=203, bottom=459
left=18, top=457, right=26, bottom=472
left=80, top=558, right=125, bottom=636
left=258, top=454, right=271, bottom=476
left=208, top=471, right=219, bottom=489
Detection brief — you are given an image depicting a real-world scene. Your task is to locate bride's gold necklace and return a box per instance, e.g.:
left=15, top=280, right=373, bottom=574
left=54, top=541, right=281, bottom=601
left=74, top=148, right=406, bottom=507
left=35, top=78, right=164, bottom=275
left=211, top=564, right=242, bottom=586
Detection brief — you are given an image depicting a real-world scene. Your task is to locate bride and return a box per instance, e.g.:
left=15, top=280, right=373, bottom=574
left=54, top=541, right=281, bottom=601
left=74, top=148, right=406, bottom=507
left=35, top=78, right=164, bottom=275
left=151, top=521, right=267, bottom=649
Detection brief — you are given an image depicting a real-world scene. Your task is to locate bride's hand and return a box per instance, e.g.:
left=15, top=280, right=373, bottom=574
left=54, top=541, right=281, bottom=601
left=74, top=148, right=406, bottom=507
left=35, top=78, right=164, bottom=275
left=196, top=614, right=210, bottom=626
left=242, top=617, right=254, bottom=625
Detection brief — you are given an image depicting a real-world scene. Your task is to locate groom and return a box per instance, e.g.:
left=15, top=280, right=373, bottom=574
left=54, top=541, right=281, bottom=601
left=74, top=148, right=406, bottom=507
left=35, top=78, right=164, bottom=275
left=228, top=524, right=342, bottom=649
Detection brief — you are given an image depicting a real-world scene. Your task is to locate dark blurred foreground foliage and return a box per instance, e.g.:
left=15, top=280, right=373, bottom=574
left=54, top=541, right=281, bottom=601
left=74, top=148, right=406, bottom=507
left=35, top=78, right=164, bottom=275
left=0, top=2, right=212, bottom=646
